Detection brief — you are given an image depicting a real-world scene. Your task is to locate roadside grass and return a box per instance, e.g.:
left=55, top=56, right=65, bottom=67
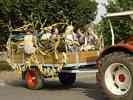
left=0, top=61, right=12, bottom=71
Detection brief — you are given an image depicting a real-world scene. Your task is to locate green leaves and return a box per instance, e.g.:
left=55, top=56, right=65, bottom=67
left=97, top=0, right=133, bottom=46
left=0, top=0, right=97, bottom=30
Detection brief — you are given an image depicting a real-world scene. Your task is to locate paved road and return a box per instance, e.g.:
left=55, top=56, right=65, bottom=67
left=0, top=72, right=108, bottom=100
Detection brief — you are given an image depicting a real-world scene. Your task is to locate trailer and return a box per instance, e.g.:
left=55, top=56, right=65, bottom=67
left=6, top=29, right=99, bottom=90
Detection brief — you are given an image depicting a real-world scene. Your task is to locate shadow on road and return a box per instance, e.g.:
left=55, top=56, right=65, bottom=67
left=75, top=81, right=108, bottom=100
left=5, top=79, right=108, bottom=100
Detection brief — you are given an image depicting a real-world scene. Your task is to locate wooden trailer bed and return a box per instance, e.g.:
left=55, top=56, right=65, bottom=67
left=7, top=47, right=98, bottom=66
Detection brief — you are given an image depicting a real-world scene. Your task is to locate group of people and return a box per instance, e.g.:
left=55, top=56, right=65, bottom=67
left=39, top=25, right=98, bottom=52
left=15, top=24, right=98, bottom=55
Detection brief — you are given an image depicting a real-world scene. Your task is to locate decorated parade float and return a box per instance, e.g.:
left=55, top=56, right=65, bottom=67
left=6, top=23, right=98, bottom=89
left=5, top=8, right=133, bottom=100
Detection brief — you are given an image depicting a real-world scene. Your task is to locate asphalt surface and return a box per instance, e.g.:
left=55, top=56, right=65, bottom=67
left=0, top=52, right=107, bottom=100
left=0, top=71, right=108, bottom=100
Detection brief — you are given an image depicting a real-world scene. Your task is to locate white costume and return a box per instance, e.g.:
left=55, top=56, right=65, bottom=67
left=24, top=35, right=36, bottom=54
left=41, top=32, right=52, bottom=40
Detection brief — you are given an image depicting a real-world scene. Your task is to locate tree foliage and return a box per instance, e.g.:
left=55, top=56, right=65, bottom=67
left=1, top=0, right=133, bottom=47
left=0, top=0, right=97, bottom=48
left=0, top=0, right=96, bottom=30
left=97, top=0, right=133, bottom=46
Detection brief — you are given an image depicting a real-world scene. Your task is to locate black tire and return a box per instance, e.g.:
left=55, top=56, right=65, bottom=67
left=58, top=72, right=76, bottom=86
left=25, top=68, right=44, bottom=90
left=99, top=52, right=133, bottom=100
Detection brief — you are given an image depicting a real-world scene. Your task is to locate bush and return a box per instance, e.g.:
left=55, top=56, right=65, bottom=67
left=0, top=61, right=12, bottom=71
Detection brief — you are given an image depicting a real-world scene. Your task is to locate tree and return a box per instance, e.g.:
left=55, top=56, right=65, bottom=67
left=0, top=0, right=97, bottom=43
left=96, top=0, right=133, bottom=46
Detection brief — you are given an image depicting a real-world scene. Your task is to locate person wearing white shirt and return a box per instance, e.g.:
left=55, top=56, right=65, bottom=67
left=24, top=30, right=36, bottom=54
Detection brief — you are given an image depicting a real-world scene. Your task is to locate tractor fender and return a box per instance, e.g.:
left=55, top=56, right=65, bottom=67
left=96, top=44, right=133, bottom=83
left=96, top=44, right=133, bottom=68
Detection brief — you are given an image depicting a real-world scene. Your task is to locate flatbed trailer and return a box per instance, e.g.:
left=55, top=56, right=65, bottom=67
left=6, top=34, right=98, bottom=89
left=8, top=49, right=98, bottom=73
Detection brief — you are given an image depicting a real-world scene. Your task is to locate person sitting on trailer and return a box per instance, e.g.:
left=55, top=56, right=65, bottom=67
left=64, top=25, right=79, bottom=52
left=51, top=26, right=60, bottom=59
left=75, top=28, right=85, bottom=49
left=51, top=26, right=59, bottom=39
left=40, top=26, right=52, bottom=49
left=80, top=27, right=98, bottom=51
left=24, top=29, right=36, bottom=55
left=39, top=26, right=60, bottom=60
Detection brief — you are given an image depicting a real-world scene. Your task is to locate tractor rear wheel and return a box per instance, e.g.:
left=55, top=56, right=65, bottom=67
left=99, top=52, right=133, bottom=100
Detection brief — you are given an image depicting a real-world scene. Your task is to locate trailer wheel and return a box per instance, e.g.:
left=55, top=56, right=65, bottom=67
left=25, top=68, right=44, bottom=90
left=58, top=72, right=76, bottom=86
left=99, top=52, right=133, bottom=100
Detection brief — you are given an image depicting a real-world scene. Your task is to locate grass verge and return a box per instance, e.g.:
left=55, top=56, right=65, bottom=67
left=0, top=61, right=12, bottom=71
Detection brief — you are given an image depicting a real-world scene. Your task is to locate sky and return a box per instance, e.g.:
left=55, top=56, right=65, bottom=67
left=93, top=0, right=109, bottom=24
